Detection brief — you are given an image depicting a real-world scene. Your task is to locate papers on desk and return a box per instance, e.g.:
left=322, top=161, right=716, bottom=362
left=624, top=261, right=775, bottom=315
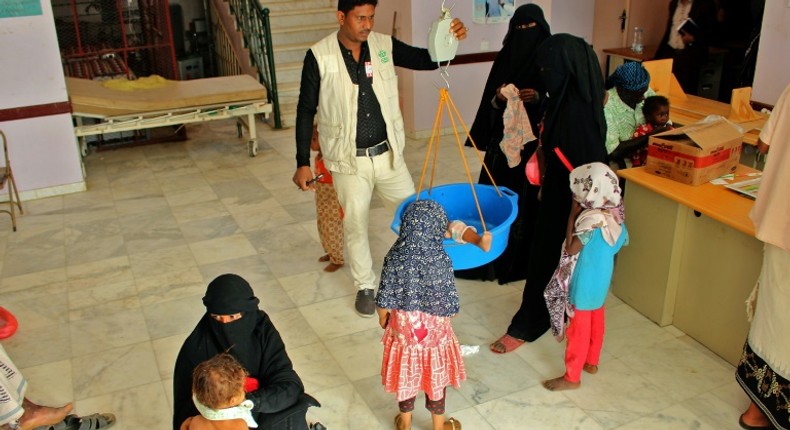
left=710, top=172, right=761, bottom=185
left=724, top=177, right=762, bottom=199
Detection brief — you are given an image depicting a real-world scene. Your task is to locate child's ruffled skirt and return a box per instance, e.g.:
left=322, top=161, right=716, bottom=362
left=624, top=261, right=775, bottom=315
left=381, top=309, right=466, bottom=402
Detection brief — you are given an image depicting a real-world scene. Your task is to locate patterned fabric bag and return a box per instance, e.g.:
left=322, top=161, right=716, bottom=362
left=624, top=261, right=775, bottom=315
left=544, top=241, right=577, bottom=341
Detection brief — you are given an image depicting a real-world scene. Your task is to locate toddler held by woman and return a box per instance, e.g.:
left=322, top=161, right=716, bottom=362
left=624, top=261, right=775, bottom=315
left=631, top=95, right=672, bottom=166
left=180, top=353, right=258, bottom=430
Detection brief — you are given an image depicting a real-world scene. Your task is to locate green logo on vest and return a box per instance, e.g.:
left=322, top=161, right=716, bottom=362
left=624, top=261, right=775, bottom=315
left=378, top=50, right=389, bottom=63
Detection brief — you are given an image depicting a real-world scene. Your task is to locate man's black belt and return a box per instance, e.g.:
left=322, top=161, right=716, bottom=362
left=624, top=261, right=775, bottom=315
left=356, top=140, right=389, bottom=157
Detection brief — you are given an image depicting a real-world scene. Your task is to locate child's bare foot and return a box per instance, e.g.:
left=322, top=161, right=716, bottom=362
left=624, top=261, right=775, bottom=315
left=394, top=412, right=412, bottom=430
left=18, top=400, right=73, bottom=430
left=318, top=254, right=330, bottom=262
left=542, top=376, right=580, bottom=391
left=583, top=364, right=598, bottom=374
left=479, top=232, right=493, bottom=252
left=323, top=262, right=343, bottom=272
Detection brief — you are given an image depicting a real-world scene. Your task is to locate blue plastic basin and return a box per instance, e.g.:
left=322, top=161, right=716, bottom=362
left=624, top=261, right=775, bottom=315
left=391, top=184, right=518, bottom=270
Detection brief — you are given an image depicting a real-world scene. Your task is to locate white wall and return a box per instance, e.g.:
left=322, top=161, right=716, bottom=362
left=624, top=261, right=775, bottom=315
left=1, top=3, right=68, bottom=108
left=752, top=0, right=790, bottom=105
left=405, top=0, right=509, bottom=135
left=548, top=0, right=594, bottom=43
left=0, top=0, right=85, bottom=196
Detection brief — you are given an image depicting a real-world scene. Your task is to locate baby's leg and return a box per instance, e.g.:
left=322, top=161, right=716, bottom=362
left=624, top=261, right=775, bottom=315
left=449, top=221, right=492, bottom=252
left=447, top=221, right=469, bottom=243
left=474, top=231, right=493, bottom=252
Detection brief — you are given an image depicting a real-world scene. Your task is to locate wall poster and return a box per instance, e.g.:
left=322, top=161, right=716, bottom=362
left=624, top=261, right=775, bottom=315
left=0, top=0, right=43, bottom=18
left=473, top=0, right=516, bottom=24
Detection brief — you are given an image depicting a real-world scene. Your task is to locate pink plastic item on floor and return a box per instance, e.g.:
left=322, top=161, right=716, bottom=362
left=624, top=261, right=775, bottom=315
left=0, top=307, right=18, bottom=339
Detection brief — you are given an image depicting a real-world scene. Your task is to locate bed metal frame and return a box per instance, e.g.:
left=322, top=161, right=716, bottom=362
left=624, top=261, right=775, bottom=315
left=72, top=99, right=271, bottom=157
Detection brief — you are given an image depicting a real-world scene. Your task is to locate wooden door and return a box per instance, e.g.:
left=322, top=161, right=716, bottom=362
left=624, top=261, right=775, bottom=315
left=592, top=0, right=629, bottom=74
left=626, top=0, right=669, bottom=55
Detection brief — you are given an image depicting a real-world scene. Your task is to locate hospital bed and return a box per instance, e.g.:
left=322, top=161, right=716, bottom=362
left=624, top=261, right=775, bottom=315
left=66, top=75, right=272, bottom=157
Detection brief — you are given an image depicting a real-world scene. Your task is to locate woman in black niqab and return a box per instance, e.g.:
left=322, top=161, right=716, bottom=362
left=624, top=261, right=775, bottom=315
left=492, top=34, right=608, bottom=352
left=467, top=4, right=550, bottom=152
left=173, top=274, right=316, bottom=430
left=457, top=4, right=550, bottom=284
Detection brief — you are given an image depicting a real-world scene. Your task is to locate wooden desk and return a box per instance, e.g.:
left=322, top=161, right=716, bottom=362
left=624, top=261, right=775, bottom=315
left=603, top=46, right=658, bottom=76
left=668, top=94, right=764, bottom=145
left=640, top=59, right=766, bottom=146
left=612, top=165, right=762, bottom=365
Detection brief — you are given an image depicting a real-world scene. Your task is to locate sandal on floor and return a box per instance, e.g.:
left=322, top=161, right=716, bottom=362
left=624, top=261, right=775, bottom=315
left=33, top=415, right=81, bottom=430
left=76, top=414, right=115, bottom=430
left=444, top=417, right=461, bottom=430
left=738, top=414, right=772, bottom=430
left=490, top=334, right=525, bottom=354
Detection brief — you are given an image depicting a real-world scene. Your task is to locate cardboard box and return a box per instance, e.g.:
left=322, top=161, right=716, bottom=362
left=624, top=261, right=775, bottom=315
left=645, top=118, right=744, bottom=185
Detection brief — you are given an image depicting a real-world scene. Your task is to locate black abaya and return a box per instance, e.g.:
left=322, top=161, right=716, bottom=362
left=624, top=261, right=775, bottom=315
left=173, top=274, right=312, bottom=430
left=506, top=34, right=608, bottom=342
left=458, top=4, right=550, bottom=284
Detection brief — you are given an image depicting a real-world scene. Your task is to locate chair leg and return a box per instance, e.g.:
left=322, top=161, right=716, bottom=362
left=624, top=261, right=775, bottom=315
left=7, top=177, right=18, bottom=232
left=9, top=188, right=15, bottom=232
left=10, top=174, right=21, bottom=214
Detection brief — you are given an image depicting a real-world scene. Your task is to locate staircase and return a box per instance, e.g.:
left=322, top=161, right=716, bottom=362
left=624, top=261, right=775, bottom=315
left=264, top=0, right=336, bottom=127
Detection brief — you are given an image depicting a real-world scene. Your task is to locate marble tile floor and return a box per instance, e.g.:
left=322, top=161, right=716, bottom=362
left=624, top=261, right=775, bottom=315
left=0, top=120, right=750, bottom=429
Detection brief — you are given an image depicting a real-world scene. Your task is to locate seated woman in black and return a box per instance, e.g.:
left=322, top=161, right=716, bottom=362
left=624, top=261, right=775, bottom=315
left=173, top=274, right=317, bottom=430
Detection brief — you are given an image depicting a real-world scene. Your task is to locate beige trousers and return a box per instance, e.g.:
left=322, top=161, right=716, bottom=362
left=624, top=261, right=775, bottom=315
left=331, top=152, right=415, bottom=291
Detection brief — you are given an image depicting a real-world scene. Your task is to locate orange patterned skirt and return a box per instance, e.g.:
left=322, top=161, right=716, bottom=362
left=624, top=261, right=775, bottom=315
left=315, top=181, right=344, bottom=265
left=381, top=309, right=466, bottom=401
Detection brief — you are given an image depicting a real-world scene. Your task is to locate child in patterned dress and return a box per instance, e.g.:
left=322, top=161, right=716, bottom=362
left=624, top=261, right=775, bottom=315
left=376, top=200, right=465, bottom=430
left=310, top=125, right=345, bottom=272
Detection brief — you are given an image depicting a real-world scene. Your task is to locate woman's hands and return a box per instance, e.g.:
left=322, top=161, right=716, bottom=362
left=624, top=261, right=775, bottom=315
left=518, top=88, right=540, bottom=103
left=496, top=85, right=540, bottom=104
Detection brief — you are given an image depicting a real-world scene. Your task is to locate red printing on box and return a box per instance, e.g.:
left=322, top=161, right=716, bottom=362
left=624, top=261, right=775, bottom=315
left=647, top=145, right=735, bottom=168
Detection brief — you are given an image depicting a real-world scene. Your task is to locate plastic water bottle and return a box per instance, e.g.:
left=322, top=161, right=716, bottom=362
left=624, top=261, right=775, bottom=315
left=631, top=27, right=644, bottom=54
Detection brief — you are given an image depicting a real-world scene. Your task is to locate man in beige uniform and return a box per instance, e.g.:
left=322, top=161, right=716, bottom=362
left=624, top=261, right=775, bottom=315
left=292, top=0, right=467, bottom=317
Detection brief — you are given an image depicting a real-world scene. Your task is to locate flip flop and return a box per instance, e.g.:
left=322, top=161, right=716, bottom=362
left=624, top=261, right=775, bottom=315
left=33, top=414, right=81, bottom=430
left=738, top=414, right=772, bottom=430
left=444, top=417, right=461, bottom=430
left=76, top=413, right=116, bottom=430
left=490, top=334, right=525, bottom=354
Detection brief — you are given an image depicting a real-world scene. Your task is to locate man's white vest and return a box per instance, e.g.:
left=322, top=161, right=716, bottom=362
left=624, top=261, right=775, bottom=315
left=311, top=31, right=406, bottom=174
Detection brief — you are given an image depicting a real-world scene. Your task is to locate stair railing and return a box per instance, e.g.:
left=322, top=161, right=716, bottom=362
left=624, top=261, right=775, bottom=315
left=213, top=0, right=282, bottom=128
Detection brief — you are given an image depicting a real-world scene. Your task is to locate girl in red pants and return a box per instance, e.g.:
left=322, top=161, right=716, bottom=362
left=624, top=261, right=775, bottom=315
left=542, top=162, right=629, bottom=391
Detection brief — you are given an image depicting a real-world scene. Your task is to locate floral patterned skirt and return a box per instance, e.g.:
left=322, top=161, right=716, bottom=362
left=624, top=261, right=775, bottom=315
left=381, top=309, right=466, bottom=402
left=736, top=342, right=790, bottom=430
